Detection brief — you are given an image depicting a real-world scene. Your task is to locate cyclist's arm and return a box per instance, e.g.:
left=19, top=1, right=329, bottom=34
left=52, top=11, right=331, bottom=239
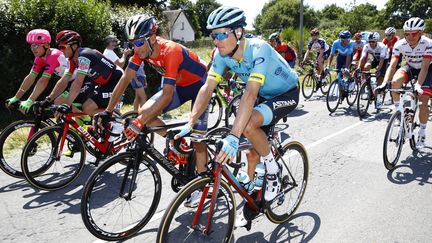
left=187, top=78, right=219, bottom=127
left=417, top=57, right=432, bottom=86
left=47, top=73, right=72, bottom=100
left=230, top=81, right=260, bottom=138
left=137, top=83, right=174, bottom=124
left=14, top=73, right=37, bottom=99
left=382, top=56, right=399, bottom=86
left=302, top=49, right=310, bottom=62
left=106, top=67, right=136, bottom=113
left=27, top=75, right=50, bottom=101
left=327, top=54, right=334, bottom=68
left=65, top=73, right=85, bottom=106
left=377, top=57, right=384, bottom=72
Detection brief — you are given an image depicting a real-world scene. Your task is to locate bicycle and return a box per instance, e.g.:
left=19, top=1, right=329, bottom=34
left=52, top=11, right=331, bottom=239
left=356, top=71, right=387, bottom=118
left=326, top=68, right=360, bottom=113
left=157, top=121, right=309, bottom=242
left=20, top=105, right=136, bottom=191
left=301, top=62, right=332, bottom=99
left=383, top=80, right=419, bottom=170
left=80, top=123, right=241, bottom=241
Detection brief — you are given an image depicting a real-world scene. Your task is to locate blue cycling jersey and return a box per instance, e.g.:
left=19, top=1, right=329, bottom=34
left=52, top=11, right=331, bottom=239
left=331, top=39, right=355, bottom=56
left=209, top=38, right=298, bottom=100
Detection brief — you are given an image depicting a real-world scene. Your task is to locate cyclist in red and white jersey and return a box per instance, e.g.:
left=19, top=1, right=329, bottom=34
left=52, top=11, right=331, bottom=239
left=376, top=17, right=432, bottom=148
left=5, top=29, right=69, bottom=113
left=352, top=32, right=366, bottom=62
left=383, top=27, right=400, bottom=58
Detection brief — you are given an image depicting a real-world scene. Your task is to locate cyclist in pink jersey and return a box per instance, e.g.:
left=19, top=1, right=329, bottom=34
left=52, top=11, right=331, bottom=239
left=6, top=29, right=69, bottom=113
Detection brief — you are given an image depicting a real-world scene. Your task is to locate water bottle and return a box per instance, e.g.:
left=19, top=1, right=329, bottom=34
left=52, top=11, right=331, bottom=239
left=254, top=163, right=265, bottom=191
left=370, top=76, right=377, bottom=90
left=236, top=171, right=255, bottom=194
left=108, top=121, right=124, bottom=142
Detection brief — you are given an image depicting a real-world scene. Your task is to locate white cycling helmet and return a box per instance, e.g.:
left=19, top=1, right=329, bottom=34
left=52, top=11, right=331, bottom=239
left=385, top=27, right=396, bottom=35
left=403, top=17, right=425, bottom=31
left=368, top=32, right=380, bottom=42
left=207, top=6, right=246, bottom=30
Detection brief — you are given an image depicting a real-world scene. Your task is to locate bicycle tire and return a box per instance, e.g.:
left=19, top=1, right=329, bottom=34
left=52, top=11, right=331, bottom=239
left=157, top=176, right=235, bottom=243
left=326, top=80, right=341, bottom=113
left=266, top=141, right=309, bottom=223
left=357, top=82, right=372, bottom=118
left=207, top=93, right=223, bottom=131
left=0, top=120, right=49, bottom=178
left=224, top=93, right=242, bottom=128
left=301, top=74, right=315, bottom=99
left=346, top=79, right=359, bottom=106
left=383, top=111, right=404, bottom=170
left=81, top=152, right=161, bottom=241
left=320, top=73, right=332, bottom=95
left=21, top=125, right=86, bottom=191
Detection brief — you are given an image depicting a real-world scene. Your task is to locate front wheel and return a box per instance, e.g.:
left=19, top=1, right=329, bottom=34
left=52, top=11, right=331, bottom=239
left=207, top=93, right=223, bottom=130
left=157, top=177, right=236, bottom=243
left=346, top=79, right=359, bottom=106
left=319, top=72, right=332, bottom=95
left=21, top=125, right=86, bottom=191
left=383, top=111, right=404, bottom=170
left=326, top=80, right=341, bottom=113
left=81, top=152, right=161, bottom=241
left=357, top=82, right=372, bottom=118
left=224, top=94, right=242, bottom=128
left=301, top=74, right=315, bottom=99
left=266, top=141, right=309, bottom=223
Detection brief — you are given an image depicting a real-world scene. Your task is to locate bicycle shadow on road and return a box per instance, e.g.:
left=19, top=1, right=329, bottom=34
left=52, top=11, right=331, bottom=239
left=20, top=164, right=96, bottom=214
left=302, top=95, right=327, bottom=103
left=386, top=148, right=432, bottom=186
left=328, top=107, right=358, bottom=118
left=0, top=178, right=32, bottom=193
left=235, top=212, right=320, bottom=243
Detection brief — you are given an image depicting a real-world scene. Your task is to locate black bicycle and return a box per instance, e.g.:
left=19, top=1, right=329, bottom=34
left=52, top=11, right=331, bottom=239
left=80, top=122, right=240, bottom=241
left=356, top=71, right=387, bottom=118
left=301, top=62, right=332, bottom=99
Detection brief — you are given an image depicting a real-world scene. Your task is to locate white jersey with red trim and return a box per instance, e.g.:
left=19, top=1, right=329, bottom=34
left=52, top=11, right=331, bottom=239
left=393, top=36, right=432, bottom=69
left=361, top=42, right=389, bottom=60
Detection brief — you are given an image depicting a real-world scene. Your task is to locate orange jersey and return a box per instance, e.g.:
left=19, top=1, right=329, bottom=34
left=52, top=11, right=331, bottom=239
left=128, top=37, right=207, bottom=87
left=275, top=42, right=297, bottom=62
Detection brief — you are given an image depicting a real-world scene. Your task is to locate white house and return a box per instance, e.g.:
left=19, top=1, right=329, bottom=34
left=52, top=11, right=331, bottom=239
left=163, top=9, right=196, bottom=42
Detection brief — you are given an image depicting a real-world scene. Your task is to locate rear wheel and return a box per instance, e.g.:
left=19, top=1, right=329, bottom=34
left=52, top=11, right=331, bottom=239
left=224, top=94, right=241, bottom=128
left=21, top=125, right=86, bottom=191
left=326, top=80, right=341, bottom=113
left=383, top=111, right=404, bottom=170
left=346, top=78, right=359, bottom=106
left=301, top=74, right=315, bottom=99
left=207, top=93, right=223, bottom=130
left=319, top=72, right=332, bottom=95
left=357, top=82, right=372, bottom=118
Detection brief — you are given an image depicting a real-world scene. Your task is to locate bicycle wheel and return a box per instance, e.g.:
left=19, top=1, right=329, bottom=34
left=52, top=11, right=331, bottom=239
left=320, top=72, right=332, bottom=95
left=224, top=94, right=242, bottom=128
left=157, top=176, right=235, bottom=243
left=383, top=111, right=404, bottom=170
left=409, top=110, right=419, bottom=151
left=266, top=141, right=308, bottom=223
left=301, top=74, right=315, bottom=99
left=0, top=120, right=48, bottom=178
left=374, top=91, right=386, bottom=110
left=207, top=93, right=223, bottom=130
left=357, top=82, right=372, bottom=118
left=326, top=80, right=341, bottom=113
left=346, top=79, right=359, bottom=106
left=81, top=152, right=161, bottom=241
left=21, top=125, right=86, bottom=191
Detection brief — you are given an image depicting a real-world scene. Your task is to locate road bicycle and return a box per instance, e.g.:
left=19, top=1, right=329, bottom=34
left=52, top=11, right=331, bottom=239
left=383, top=80, right=419, bottom=170
left=301, top=62, right=332, bottom=99
left=157, top=121, right=309, bottom=243
left=80, top=122, right=240, bottom=241
left=19, top=105, right=136, bottom=191
left=326, top=68, right=360, bottom=113
left=356, top=71, right=387, bottom=118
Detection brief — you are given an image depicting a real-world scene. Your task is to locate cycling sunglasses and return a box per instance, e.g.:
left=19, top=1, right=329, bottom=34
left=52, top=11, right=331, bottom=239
left=132, top=38, right=147, bottom=47
left=404, top=31, right=420, bottom=38
left=210, top=29, right=234, bottom=41
left=368, top=41, right=377, bottom=44
left=58, top=44, right=69, bottom=51
left=30, top=44, right=40, bottom=49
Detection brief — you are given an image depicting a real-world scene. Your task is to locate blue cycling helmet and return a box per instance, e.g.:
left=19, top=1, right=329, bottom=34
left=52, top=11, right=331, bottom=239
left=339, top=30, right=352, bottom=40
left=207, top=6, right=246, bottom=30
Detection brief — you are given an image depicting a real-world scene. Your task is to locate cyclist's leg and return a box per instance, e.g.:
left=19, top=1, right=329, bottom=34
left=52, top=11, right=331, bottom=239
left=377, top=59, right=389, bottom=86
left=130, top=76, right=147, bottom=111
left=391, top=65, right=411, bottom=106
left=417, top=65, right=432, bottom=147
left=336, top=54, right=346, bottom=70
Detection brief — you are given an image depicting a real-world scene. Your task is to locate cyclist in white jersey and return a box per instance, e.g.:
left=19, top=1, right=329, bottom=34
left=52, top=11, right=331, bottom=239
left=376, top=17, right=432, bottom=148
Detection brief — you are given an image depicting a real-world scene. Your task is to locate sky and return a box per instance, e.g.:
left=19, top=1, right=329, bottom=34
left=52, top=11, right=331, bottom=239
left=194, top=0, right=388, bottom=30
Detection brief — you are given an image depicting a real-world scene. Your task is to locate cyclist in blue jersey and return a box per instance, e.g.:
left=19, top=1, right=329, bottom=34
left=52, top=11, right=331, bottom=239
left=327, top=30, right=355, bottom=70
left=174, top=6, right=299, bottom=220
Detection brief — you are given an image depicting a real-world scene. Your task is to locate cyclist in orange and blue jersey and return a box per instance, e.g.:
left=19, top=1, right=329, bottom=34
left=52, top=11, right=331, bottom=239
left=268, top=32, right=297, bottom=68
left=94, top=15, right=209, bottom=177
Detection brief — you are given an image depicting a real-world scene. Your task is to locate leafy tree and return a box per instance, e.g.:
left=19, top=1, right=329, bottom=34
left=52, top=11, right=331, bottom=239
left=254, top=0, right=319, bottom=35
left=109, top=0, right=167, bottom=7
left=383, top=0, right=432, bottom=28
left=195, top=0, right=221, bottom=36
left=318, top=4, right=345, bottom=21
left=340, top=3, right=379, bottom=33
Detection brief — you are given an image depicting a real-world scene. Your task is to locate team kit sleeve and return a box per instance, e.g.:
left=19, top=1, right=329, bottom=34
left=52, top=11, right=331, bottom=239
left=41, top=55, right=60, bottom=79
left=31, top=57, right=44, bottom=76
left=424, top=40, right=432, bottom=59
left=208, top=51, right=227, bottom=83
left=392, top=40, right=402, bottom=59
left=76, top=56, right=92, bottom=76
left=331, top=41, right=338, bottom=55
left=127, top=53, right=144, bottom=71
left=247, top=44, right=274, bottom=86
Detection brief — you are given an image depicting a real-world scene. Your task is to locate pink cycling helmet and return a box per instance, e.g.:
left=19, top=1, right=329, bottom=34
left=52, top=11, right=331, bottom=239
left=26, top=29, right=51, bottom=44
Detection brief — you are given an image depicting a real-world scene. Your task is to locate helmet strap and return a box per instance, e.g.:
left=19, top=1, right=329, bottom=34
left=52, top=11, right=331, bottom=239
left=227, top=28, right=243, bottom=57
left=145, top=38, right=154, bottom=58
left=41, top=45, right=49, bottom=57
left=71, top=44, right=79, bottom=60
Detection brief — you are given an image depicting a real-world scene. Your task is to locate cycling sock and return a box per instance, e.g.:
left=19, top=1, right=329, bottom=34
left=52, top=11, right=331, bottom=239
left=419, top=123, right=427, bottom=137
left=262, top=153, right=278, bottom=174
left=394, top=101, right=399, bottom=109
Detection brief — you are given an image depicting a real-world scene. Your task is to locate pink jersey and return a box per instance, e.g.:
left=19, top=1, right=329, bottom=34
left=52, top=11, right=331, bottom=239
left=31, top=48, right=68, bottom=78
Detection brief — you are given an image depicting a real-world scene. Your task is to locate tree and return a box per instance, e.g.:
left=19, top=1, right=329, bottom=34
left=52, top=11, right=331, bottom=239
left=319, top=4, right=345, bottom=21
left=254, top=0, right=319, bottom=35
left=195, top=0, right=221, bottom=36
left=383, top=0, right=432, bottom=28
left=340, top=3, right=379, bottom=33
left=169, top=0, right=202, bottom=38
left=110, top=0, right=167, bottom=7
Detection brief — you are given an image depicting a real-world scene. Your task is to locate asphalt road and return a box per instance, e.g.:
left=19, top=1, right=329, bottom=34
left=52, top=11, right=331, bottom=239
left=1, top=92, right=432, bottom=243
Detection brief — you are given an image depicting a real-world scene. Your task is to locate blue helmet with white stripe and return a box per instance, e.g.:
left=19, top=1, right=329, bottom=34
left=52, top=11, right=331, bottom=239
left=206, top=6, right=246, bottom=30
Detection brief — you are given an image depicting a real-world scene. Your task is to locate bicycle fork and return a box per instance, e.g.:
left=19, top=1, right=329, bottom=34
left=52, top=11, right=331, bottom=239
left=119, top=152, right=142, bottom=200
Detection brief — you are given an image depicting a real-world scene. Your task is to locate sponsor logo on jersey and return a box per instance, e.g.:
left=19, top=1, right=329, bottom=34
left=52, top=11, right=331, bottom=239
left=273, top=100, right=297, bottom=110
left=252, top=57, right=265, bottom=67
left=78, top=57, right=91, bottom=71
left=101, top=57, right=115, bottom=69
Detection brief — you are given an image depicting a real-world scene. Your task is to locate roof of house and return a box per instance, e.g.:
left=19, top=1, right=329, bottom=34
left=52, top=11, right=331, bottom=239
left=163, top=9, right=196, bottom=34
